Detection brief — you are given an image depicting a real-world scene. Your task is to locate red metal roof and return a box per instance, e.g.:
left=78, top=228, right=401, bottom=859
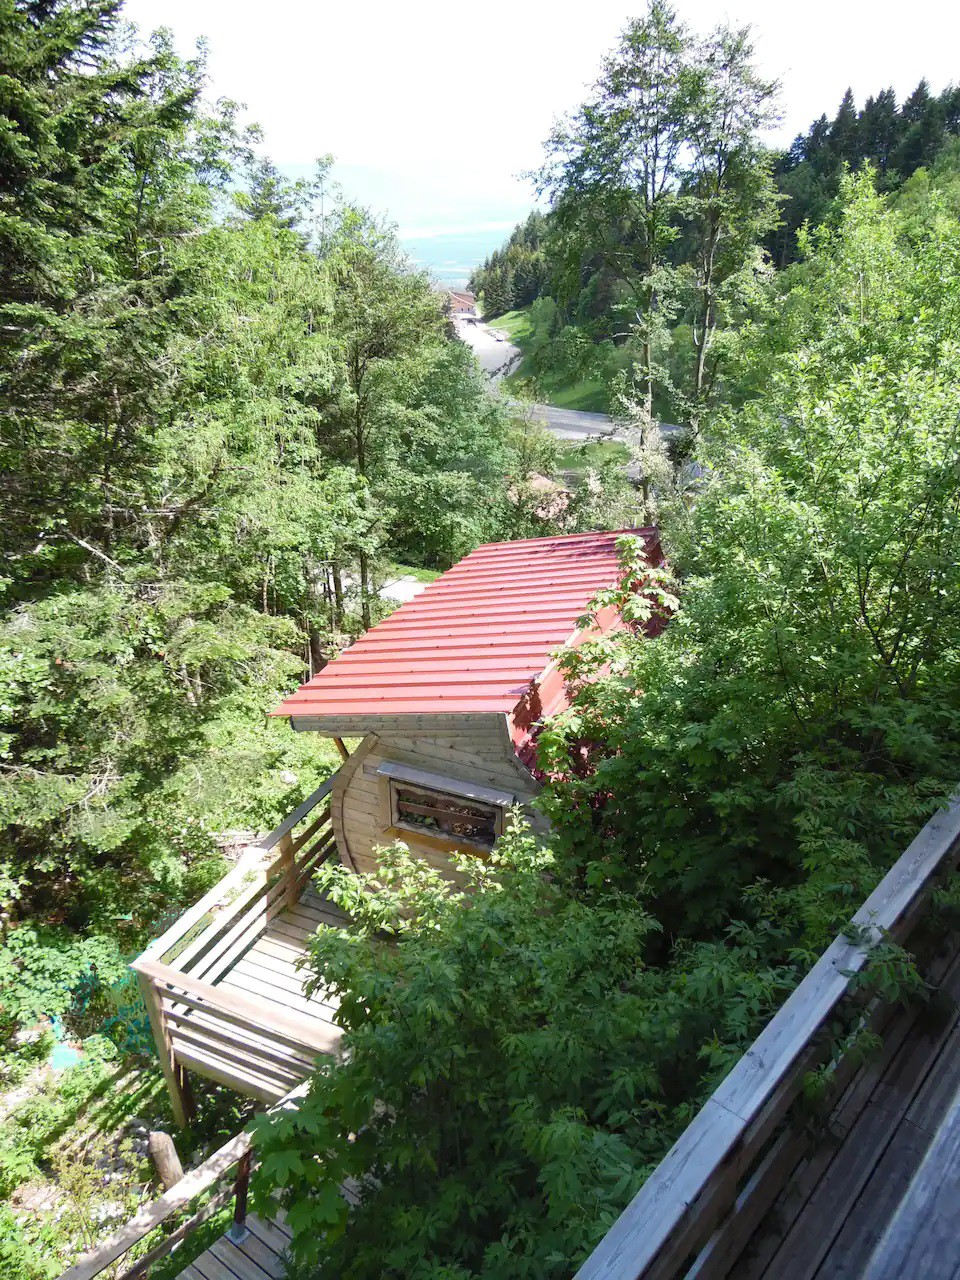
left=273, top=529, right=660, bottom=748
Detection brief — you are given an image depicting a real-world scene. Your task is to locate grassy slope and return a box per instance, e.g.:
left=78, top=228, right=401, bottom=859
left=486, top=308, right=609, bottom=414
left=556, top=439, right=630, bottom=471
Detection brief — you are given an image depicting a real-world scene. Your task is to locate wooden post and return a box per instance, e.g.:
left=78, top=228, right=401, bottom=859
left=136, top=969, right=190, bottom=1129
left=334, top=737, right=349, bottom=761
left=279, top=831, right=297, bottom=909
left=148, top=1131, right=184, bottom=1190
left=227, top=1150, right=252, bottom=1243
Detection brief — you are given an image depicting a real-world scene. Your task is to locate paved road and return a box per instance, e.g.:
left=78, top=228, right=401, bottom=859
left=455, top=318, right=522, bottom=383
left=528, top=404, right=617, bottom=440
left=455, top=318, right=617, bottom=440
left=454, top=318, right=684, bottom=445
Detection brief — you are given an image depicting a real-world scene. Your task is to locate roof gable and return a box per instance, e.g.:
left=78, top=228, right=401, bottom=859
left=272, top=529, right=660, bottom=747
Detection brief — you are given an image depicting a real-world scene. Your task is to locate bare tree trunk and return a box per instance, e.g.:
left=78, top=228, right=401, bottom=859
left=308, top=626, right=325, bottom=675
left=331, top=564, right=344, bottom=630
left=358, top=549, right=372, bottom=630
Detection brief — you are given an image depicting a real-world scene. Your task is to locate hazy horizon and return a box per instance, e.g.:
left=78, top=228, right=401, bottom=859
left=124, top=0, right=960, bottom=287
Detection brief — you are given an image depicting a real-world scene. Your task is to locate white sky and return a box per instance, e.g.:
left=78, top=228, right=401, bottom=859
left=124, top=0, right=960, bottom=238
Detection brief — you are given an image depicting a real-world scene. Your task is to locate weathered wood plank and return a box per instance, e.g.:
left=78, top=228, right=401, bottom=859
left=760, top=952, right=960, bottom=1280
left=166, top=1007, right=316, bottom=1073
left=574, top=797, right=960, bottom=1280
left=246, top=1215, right=293, bottom=1258
left=298, top=888, right=350, bottom=923
left=862, top=1084, right=960, bottom=1280
left=218, top=973, right=336, bottom=1023
left=135, top=959, right=341, bottom=1056
left=174, top=1042, right=289, bottom=1104
left=170, top=1023, right=307, bottom=1092
left=136, top=970, right=190, bottom=1130
left=374, top=759, right=516, bottom=807
left=140, top=847, right=269, bottom=964
left=232, top=950, right=339, bottom=1012
left=721, top=941, right=960, bottom=1279
left=205, top=1240, right=264, bottom=1280
left=234, top=1228, right=287, bottom=1279
left=289, top=811, right=332, bottom=855
left=186, top=1252, right=240, bottom=1280
left=292, top=712, right=508, bottom=737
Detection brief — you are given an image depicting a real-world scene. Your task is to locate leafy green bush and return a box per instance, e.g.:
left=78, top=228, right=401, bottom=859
left=254, top=825, right=796, bottom=1277
left=255, top=173, right=960, bottom=1279
left=0, top=928, right=128, bottom=1027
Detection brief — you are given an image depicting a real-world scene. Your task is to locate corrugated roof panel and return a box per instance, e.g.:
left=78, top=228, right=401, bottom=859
left=273, top=528, right=660, bottom=724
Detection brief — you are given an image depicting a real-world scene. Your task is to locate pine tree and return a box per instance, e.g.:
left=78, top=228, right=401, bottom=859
left=859, top=89, right=900, bottom=177
left=829, top=88, right=860, bottom=165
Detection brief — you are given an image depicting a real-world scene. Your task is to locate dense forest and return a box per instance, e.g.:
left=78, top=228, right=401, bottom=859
left=470, top=32, right=960, bottom=429
left=0, top=1, right=628, bottom=1271
left=2, top=1, right=960, bottom=1277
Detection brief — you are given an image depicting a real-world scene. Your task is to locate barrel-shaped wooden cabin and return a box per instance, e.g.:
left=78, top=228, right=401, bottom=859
left=134, top=528, right=660, bottom=1121
left=274, top=527, right=660, bottom=876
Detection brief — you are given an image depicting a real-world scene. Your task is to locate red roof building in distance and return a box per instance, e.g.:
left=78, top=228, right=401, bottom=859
left=274, top=528, right=661, bottom=760
left=447, top=289, right=476, bottom=315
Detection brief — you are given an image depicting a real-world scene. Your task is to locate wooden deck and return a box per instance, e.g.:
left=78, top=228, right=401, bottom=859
left=737, top=939, right=960, bottom=1279
left=179, top=1214, right=291, bottom=1280
left=575, top=798, right=960, bottom=1280
left=134, top=777, right=352, bottom=1115
left=169, top=886, right=350, bottom=1103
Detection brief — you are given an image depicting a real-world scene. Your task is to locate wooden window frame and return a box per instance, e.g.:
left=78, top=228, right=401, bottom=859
left=388, top=779, right=503, bottom=851
left=373, top=761, right=515, bottom=853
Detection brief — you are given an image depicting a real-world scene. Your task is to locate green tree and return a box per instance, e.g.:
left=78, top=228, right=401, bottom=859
left=545, top=173, right=960, bottom=938
left=255, top=171, right=960, bottom=1280
left=540, top=0, right=692, bottom=426
left=681, top=23, right=779, bottom=424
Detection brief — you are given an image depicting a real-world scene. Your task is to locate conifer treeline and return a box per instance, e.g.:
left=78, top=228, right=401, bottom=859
left=770, top=79, right=960, bottom=263
left=467, top=212, right=549, bottom=317
left=472, top=80, right=960, bottom=317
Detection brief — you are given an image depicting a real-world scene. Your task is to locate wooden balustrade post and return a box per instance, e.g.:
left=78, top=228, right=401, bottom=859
left=226, top=1150, right=252, bottom=1243
left=279, top=830, right=297, bottom=909
left=136, top=968, right=191, bottom=1129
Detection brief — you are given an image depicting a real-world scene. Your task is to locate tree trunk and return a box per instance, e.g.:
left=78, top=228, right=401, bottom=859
left=308, top=625, right=325, bottom=675
left=358, top=548, right=372, bottom=630
left=331, top=564, right=345, bottom=630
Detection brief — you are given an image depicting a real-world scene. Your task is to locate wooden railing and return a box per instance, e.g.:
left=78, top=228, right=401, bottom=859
left=59, top=1085, right=307, bottom=1280
left=576, top=796, right=960, bottom=1280
left=133, top=777, right=340, bottom=1123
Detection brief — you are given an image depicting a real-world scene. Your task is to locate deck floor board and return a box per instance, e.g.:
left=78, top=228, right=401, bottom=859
left=738, top=941, right=960, bottom=1279
left=175, top=1213, right=294, bottom=1279
left=170, top=883, right=348, bottom=1100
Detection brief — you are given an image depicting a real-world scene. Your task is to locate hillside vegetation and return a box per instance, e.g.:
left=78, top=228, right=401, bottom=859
left=471, top=12, right=960, bottom=433
left=0, top=2, right=631, bottom=1271
left=2, top=1, right=960, bottom=1277
left=258, top=165, right=960, bottom=1280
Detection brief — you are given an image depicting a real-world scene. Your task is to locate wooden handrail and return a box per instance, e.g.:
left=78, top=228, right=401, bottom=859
left=259, top=776, right=335, bottom=851
left=59, top=1083, right=308, bottom=1280
left=139, top=845, right=270, bottom=965
left=576, top=795, right=960, bottom=1280
left=139, top=776, right=336, bottom=965
left=134, top=957, right=342, bottom=1057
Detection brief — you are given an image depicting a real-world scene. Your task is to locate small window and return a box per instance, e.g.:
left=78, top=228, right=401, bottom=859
left=390, top=781, right=500, bottom=851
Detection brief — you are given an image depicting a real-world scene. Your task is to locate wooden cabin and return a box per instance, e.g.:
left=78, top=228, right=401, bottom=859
left=273, top=528, right=659, bottom=878
left=132, top=529, right=659, bottom=1125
